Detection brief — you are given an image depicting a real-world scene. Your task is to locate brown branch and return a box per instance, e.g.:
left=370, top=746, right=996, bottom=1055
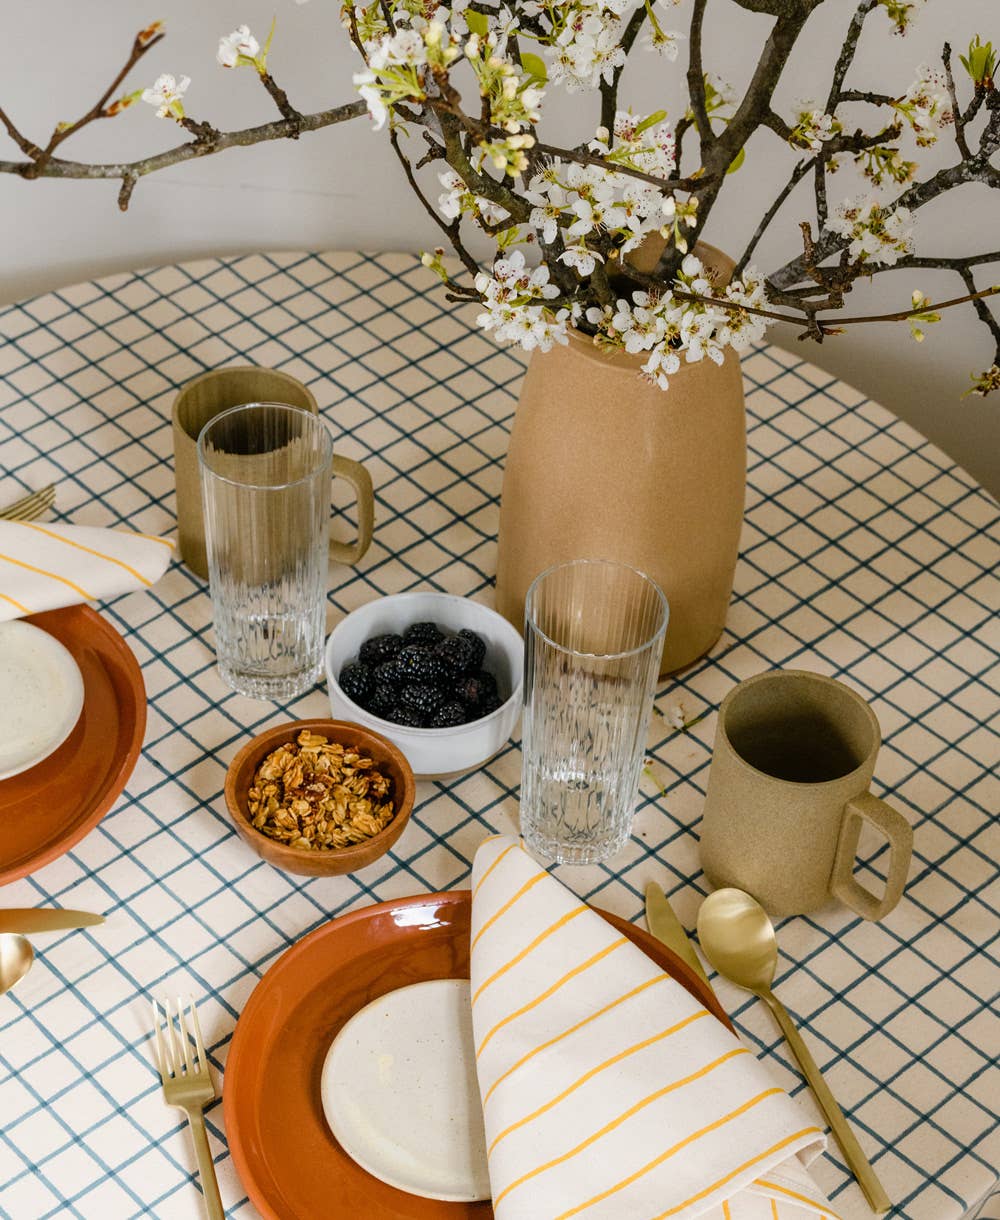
left=0, top=107, right=41, bottom=158
left=734, top=157, right=813, bottom=277
left=21, top=27, right=165, bottom=178
left=0, top=101, right=368, bottom=204
left=686, top=0, right=713, bottom=152
left=599, top=6, right=648, bottom=133
left=619, top=261, right=1000, bottom=331
left=259, top=72, right=303, bottom=135
left=826, top=0, right=878, bottom=112
left=957, top=266, right=1000, bottom=349
left=887, top=251, right=1000, bottom=271
left=839, top=89, right=895, bottom=107
left=942, top=43, right=972, bottom=159
left=531, top=141, right=713, bottom=195
left=389, top=125, right=481, bottom=281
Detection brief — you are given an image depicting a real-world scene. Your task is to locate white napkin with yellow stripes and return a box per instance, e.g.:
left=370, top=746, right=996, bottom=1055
left=471, top=836, right=837, bottom=1220
left=0, top=520, right=173, bottom=621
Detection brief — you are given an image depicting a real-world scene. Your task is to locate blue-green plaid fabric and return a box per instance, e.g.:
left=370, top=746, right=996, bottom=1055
left=0, top=251, right=997, bottom=1220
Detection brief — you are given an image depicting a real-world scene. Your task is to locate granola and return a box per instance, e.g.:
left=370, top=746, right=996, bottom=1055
left=247, top=730, right=396, bottom=851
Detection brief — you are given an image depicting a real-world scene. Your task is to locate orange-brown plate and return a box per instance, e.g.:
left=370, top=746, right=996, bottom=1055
left=225, top=890, right=732, bottom=1220
left=0, top=605, right=146, bottom=885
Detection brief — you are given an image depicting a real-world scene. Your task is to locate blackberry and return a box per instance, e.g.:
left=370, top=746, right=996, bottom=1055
left=457, top=629, right=486, bottom=671
left=359, top=633, right=403, bottom=668
left=368, top=680, right=398, bottom=717
left=430, top=700, right=468, bottom=728
left=434, top=633, right=478, bottom=675
left=395, top=645, right=451, bottom=686
left=400, top=683, right=445, bottom=718
left=339, top=662, right=373, bottom=706
left=373, top=657, right=403, bottom=687
left=478, top=693, right=503, bottom=717
left=388, top=705, right=428, bottom=728
left=403, top=621, right=445, bottom=649
left=454, top=670, right=499, bottom=707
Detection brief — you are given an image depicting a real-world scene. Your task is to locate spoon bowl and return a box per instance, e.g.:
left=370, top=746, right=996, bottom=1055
left=0, top=932, right=34, bottom=995
left=695, top=887, right=778, bottom=995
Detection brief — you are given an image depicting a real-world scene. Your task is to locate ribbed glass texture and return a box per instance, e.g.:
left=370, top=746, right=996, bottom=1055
left=198, top=403, right=332, bottom=700
left=521, top=559, right=669, bottom=864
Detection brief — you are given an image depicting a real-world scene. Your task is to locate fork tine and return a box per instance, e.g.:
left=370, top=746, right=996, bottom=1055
left=164, top=997, right=184, bottom=1077
left=0, top=484, right=55, bottom=522
left=176, top=995, right=194, bottom=1075
left=151, top=998, right=169, bottom=1082
left=189, top=998, right=208, bottom=1074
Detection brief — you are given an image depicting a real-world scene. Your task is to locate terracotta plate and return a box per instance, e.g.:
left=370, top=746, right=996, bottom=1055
left=0, top=605, right=146, bottom=886
left=225, top=890, right=732, bottom=1220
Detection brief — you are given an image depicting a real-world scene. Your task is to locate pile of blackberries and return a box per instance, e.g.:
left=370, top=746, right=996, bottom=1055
left=339, top=621, right=503, bottom=728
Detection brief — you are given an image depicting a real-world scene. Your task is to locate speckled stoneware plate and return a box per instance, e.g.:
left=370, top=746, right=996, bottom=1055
left=321, top=979, right=491, bottom=1202
left=0, top=619, right=85, bottom=780
left=224, top=890, right=730, bottom=1220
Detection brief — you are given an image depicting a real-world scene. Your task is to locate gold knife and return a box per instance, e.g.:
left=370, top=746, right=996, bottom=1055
left=644, top=884, right=714, bottom=991
left=0, top=909, right=104, bottom=934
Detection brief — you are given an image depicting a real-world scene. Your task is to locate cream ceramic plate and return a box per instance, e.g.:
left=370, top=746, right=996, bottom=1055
left=320, top=978, right=491, bottom=1203
left=0, top=620, right=86, bottom=780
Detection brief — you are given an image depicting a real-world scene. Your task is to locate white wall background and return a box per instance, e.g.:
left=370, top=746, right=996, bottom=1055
left=2, top=0, right=999, bottom=496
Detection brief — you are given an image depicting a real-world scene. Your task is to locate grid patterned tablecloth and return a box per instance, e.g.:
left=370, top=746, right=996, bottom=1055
left=0, top=250, right=997, bottom=1220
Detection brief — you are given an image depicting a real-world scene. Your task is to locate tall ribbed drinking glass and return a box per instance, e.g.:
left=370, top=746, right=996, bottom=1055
left=521, top=559, right=669, bottom=864
left=198, top=403, right=332, bottom=700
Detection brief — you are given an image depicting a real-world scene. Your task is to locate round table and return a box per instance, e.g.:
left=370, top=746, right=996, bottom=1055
left=0, top=251, right=997, bottom=1220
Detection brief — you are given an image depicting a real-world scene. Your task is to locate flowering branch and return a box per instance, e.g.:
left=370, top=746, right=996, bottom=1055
left=2, top=5, right=1000, bottom=395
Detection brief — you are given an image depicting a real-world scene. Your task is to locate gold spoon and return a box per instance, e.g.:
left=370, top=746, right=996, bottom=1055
left=0, top=933, right=34, bottom=996
left=697, top=888, right=890, bottom=1215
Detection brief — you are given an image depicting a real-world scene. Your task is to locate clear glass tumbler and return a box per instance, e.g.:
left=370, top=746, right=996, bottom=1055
left=198, top=403, right=332, bottom=700
left=520, top=559, right=669, bottom=864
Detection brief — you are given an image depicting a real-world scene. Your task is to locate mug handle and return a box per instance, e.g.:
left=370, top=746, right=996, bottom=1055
left=329, top=455, right=374, bottom=565
left=830, top=792, right=913, bottom=920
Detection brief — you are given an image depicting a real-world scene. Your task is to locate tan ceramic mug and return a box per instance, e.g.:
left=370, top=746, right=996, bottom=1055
left=172, top=366, right=374, bottom=578
left=700, top=669, right=913, bottom=919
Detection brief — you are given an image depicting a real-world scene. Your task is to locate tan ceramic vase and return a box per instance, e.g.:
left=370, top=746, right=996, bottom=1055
left=495, top=244, right=745, bottom=674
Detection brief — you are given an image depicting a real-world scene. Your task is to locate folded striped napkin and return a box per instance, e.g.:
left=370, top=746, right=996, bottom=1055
left=471, top=836, right=836, bottom=1220
left=0, top=520, right=173, bottom=621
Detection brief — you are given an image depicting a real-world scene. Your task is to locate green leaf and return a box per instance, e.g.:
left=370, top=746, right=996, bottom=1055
left=634, top=109, right=668, bottom=135
left=465, top=10, right=489, bottom=36
left=726, top=147, right=746, bottom=175
left=520, top=50, right=548, bottom=84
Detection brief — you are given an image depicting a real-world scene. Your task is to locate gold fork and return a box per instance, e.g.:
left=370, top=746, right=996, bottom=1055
left=0, top=484, right=56, bottom=521
left=151, top=997, right=225, bottom=1220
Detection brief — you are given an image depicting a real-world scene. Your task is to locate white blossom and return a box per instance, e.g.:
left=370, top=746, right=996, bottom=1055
left=644, top=24, right=683, bottom=60
left=353, top=69, right=389, bottom=129
left=549, top=10, right=627, bottom=92
left=895, top=65, right=953, bottom=146
left=559, top=245, right=603, bottom=275
left=475, top=250, right=568, bottom=352
left=828, top=197, right=914, bottom=265
left=217, top=25, right=259, bottom=69
left=789, top=105, right=839, bottom=153
left=141, top=73, right=190, bottom=119
left=437, top=170, right=509, bottom=225
left=370, top=27, right=427, bottom=69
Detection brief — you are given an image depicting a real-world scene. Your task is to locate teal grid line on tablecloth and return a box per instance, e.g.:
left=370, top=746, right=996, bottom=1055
left=0, top=250, right=997, bottom=1220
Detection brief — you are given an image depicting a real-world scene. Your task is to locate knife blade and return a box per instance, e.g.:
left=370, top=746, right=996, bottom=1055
left=0, top=909, right=104, bottom=935
left=644, top=884, right=714, bottom=992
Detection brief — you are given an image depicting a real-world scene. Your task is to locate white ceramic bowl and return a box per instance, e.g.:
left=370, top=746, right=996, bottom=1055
left=325, top=592, right=523, bottom=779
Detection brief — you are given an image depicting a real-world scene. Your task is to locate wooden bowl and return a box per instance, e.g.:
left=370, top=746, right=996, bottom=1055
left=224, top=718, right=416, bottom=877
